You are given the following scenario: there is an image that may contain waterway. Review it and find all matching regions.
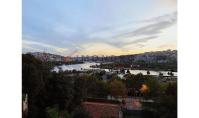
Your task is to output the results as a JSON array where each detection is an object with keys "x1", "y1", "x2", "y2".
[{"x1": 52, "y1": 62, "x2": 177, "y2": 76}]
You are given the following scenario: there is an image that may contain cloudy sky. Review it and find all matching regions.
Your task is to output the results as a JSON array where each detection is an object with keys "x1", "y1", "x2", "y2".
[{"x1": 22, "y1": 0, "x2": 177, "y2": 56}]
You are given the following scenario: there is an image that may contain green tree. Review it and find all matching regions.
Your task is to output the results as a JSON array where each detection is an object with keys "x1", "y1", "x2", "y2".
[
  {"x1": 71, "y1": 107, "x2": 91, "y2": 118},
  {"x1": 147, "y1": 70, "x2": 150, "y2": 75},
  {"x1": 22, "y1": 54, "x2": 89, "y2": 118},
  {"x1": 46, "y1": 105, "x2": 73, "y2": 118},
  {"x1": 142, "y1": 82, "x2": 177, "y2": 118},
  {"x1": 22, "y1": 54, "x2": 49, "y2": 118},
  {"x1": 78, "y1": 75, "x2": 109, "y2": 98},
  {"x1": 47, "y1": 73, "x2": 74, "y2": 111},
  {"x1": 143, "y1": 76, "x2": 160, "y2": 98},
  {"x1": 108, "y1": 79, "x2": 126, "y2": 98}
]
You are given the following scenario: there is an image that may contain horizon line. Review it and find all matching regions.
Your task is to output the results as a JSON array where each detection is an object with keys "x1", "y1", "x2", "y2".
[{"x1": 23, "y1": 49, "x2": 177, "y2": 57}]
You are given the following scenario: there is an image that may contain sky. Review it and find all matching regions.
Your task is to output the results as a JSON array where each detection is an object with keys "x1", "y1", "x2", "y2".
[{"x1": 22, "y1": 0, "x2": 177, "y2": 56}]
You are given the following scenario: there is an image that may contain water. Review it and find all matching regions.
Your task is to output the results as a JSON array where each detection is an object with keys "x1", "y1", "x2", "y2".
[
  {"x1": 129, "y1": 70, "x2": 177, "y2": 76},
  {"x1": 52, "y1": 62, "x2": 177, "y2": 76},
  {"x1": 52, "y1": 62, "x2": 100, "y2": 71}
]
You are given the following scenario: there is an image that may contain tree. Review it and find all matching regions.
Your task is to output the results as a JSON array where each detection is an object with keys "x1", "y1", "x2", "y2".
[
  {"x1": 142, "y1": 82, "x2": 177, "y2": 118},
  {"x1": 147, "y1": 70, "x2": 150, "y2": 75},
  {"x1": 22, "y1": 54, "x2": 45, "y2": 96},
  {"x1": 134, "y1": 73, "x2": 146, "y2": 88},
  {"x1": 95, "y1": 80, "x2": 109, "y2": 98},
  {"x1": 168, "y1": 71, "x2": 174, "y2": 76},
  {"x1": 71, "y1": 107, "x2": 91, "y2": 118},
  {"x1": 124, "y1": 74, "x2": 137, "y2": 89},
  {"x1": 125, "y1": 74, "x2": 149, "y2": 97},
  {"x1": 47, "y1": 73, "x2": 74, "y2": 111},
  {"x1": 126, "y1": 69, "x2": 130, "y2": 74},
  {"x1": 22, "y1": 54, "x2": 49, "y2": 118},
  {"x1": 46, "y1": 105, "x2": 73, "y2": 118},
  {"x1": 143, "y1": 76, "x2": 160, "y2": 98},
  {"x1": 22, "y1": 54, "x2": 90, "y2": 118},
  {"x1": 78, "y1": 75, "x2": 109, "y2": 99},
  {"x1": 140, "y1": 84, "x2": 149, "y2": 94},
  {"x1": 165, "y1": 83, "x2": 177, "y2": 96},
  {"x1": 120, "y1": 68, "x2": 125, "y2": 74},
  {"x1": 46, "y1": 105, "x2": 59, "y2": 118},
  {"x1": 108, "y1": 79, "x2": 126, "y2": 98}
]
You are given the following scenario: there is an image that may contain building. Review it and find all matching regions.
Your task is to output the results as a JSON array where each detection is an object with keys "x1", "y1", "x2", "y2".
[
  {"x1": 64, "y1": 56, "x2": 73, "y2": 62},
  {"x1": 83, "y1": 99, "x2": 123, "y2": 118}
]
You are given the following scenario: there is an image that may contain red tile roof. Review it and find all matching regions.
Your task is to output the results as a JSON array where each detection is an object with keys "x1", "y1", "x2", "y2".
[{"x1": 83, "y1": 102, "x2": 121, "y2": 118}]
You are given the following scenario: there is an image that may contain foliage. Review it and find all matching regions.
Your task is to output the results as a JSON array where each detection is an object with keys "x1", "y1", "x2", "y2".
[
  {"x1": 77, "y1": 75, "x2": 109, "y2": 99},
  {"x1": 144, "y1": 76, "x2": 160, "y2": 98},
  {"x1": 46, "y1": 105, "x2": 73, "y2": 118},
  {"x1": 46, "y1": 72, "x2": 74, "y2": 110},
  {"x1": 46, "y1": 105, "x2": 59, "y2": 118},
  {"x1": 98, "y1": 61, "x2": 177, "y2": 71},
  {"x1": 22, "y1": 54, "x2": 89, "y2": 118},
  {"x1": 142, "y1": 82, "x2": 177, "y2": 118},
  {"x1": 22, "y1": 54, "x2": 50, "y2": 118},
  {"x1": 108, "y1": 79, "x2": 127, "y2": 98},
  {"x1": 71, "y1": 106, "x2": 91, "y2": 118},
  {"x1": 22, "y1": 54, "x2": 177, "y2": 118}
]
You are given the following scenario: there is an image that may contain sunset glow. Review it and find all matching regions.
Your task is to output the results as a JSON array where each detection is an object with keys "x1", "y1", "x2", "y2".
[{"x1": 23, "y1": 0, "x2": 177, "y2": 56}]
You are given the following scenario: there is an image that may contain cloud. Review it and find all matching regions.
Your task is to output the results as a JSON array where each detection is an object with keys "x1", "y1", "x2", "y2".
[
  {"x1": 141, "y1": 11, "x2": 177, "y2": 23},
  {"x1": 157, "y1": 43, "x2": 176, "y2": 49},
  {"x1": 75, "y1": 42, "x2": 126, "y2": 56},
  {"x1": 22, "y1": 43, "x2": 43, "y2": 52},
  {"x1": 129, "y1": 36, "x2": 158, "y2": 44},
  {"x1": 106, "y1": 12, "x2": 177, "y2": 48},
  {"x1": 22, "y1": 10, "x2": 177, "y2": 56},
  {"x1": 114, "y1": 12, "x2": 176, "y2": 39},
  {"x1": 87, "y1": 12, "x2": 176, "y2": 41},
  {"x1": 53, "y1": 23, "x2": 77, "y2": 37},
  {"x1": 155, "y1": 0, "x2": 177, "y2": 7},
  {"x1": 23, "y1": 39, "x2": 69, "y2": 55},
  {"x1": 110, "y1": 36, "x2": 158, "y2": 48},
  {"x1": 70, "y1": 12, "x2": 177, "y2": 54}
]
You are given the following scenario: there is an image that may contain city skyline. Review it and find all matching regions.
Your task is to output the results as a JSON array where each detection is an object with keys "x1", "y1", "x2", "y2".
[
  {"x1": 27, "y1": 49, "x2": 177, "y2": 57},
  {"x1": 23, "y1": 0, "x2": 177, "y2": 56}
]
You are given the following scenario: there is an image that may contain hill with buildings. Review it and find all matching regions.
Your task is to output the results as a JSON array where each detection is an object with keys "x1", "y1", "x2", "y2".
[{"x1": 27, "y1": 50, "x2": 177, "y2": 64}]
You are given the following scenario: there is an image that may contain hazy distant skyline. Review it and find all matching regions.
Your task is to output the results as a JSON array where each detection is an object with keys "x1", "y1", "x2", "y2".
[{"x1": 23, "y1": 0, "x2": 177, "y2": 56}]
